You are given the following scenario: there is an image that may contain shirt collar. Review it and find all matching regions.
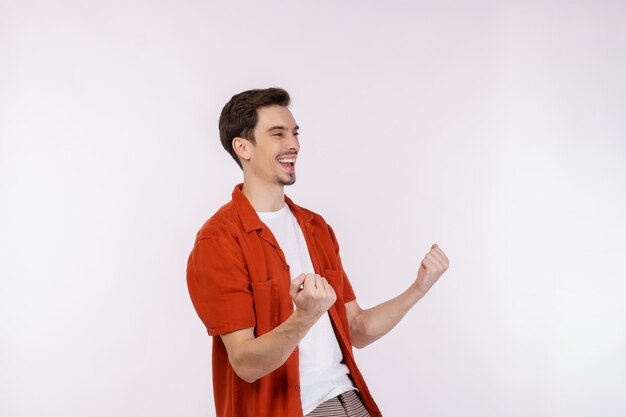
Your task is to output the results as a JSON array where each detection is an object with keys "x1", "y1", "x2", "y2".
[{"x1": 232, "y1": 183, "x2": 313, "y2": 232}]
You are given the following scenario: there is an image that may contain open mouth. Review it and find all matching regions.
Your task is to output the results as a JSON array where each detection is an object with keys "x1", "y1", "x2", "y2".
[{"x1": 277, "y1": 157, "x2": 296, "y2": 172}]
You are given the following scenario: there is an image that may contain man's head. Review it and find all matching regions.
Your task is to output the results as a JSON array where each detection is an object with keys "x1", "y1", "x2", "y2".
[{"x1": 219, "y1": 87, "x2": 300, "y2": 186}]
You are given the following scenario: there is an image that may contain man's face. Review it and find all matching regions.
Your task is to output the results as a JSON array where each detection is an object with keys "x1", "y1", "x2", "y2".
[{"x1": 244, "y1": 105, "x2": 300, "y2": 186}]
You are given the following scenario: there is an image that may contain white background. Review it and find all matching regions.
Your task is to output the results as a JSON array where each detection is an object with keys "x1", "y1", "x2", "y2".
[{"x1": 1, "y1": 1, "x2": 625, "y2": 416}]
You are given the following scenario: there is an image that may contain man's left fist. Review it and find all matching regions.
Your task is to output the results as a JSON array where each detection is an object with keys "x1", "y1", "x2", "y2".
[{"x1": 415, "y1": 244, "x2": 449, "y2": 294}]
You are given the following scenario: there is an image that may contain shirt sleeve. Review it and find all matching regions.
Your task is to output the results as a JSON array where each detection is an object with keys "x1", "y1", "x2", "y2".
[
  {"x1": 186, "y1": 234, "x2": 256, "y2": 336},
  {"x1": 326, "y1": 224, "x2": 357, "y2": 303}
]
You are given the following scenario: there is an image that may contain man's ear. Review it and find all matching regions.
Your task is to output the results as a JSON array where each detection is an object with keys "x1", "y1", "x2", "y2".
[{"x1": 232, "y1": 136, "x2": 253, "y2": 162}]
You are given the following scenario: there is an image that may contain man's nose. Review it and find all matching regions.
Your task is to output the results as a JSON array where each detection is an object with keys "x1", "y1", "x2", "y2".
[{"x1": 286, "y1": 132, "x2": 300, "y2": 150}]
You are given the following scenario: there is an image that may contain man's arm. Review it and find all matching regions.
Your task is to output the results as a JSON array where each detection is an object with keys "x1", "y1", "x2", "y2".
[
  {"x1": 220, "y1": 273, "x2": 335, "y2": 383},
  {"x1": 346, "y1": 244, "x2": 449, "y2": 349}
]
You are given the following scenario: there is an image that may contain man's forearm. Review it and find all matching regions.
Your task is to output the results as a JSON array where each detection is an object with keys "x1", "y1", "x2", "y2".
[
  {"x1": 350, "y1": 283, "x2": 425, "y2": 349},
  {"x1": 225, "y1": 310, "x2": 317, "y2": 383},
  {"x1": 223, "y1": 272, "x2": 337, "y2": 383},
  {"x1": 350, "y1": 244, "x2": 449, "y2": 348}
]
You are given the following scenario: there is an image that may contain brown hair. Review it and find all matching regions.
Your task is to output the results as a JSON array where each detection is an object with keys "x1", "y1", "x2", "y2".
[{"x1": 219, "y1": 87, "x2": 291, "y2": 169}]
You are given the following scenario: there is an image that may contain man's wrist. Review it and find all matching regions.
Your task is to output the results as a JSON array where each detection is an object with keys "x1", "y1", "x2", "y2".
[
  {"x1": 410, "y1": 281, "x2": 428, "y2": 303},
  {"x1": 291, "y1": 307, "x2": 321, "y2": 329}
]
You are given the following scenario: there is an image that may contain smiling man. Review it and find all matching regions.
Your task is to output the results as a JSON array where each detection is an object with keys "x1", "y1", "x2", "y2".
[{"x1": 186, "y1": 87, "x2": 449, "y2": 417}]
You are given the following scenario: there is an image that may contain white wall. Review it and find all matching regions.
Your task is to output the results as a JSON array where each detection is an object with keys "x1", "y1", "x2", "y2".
[{"x1": 1, "y1": 1, "x2": 625, "y2": 416}]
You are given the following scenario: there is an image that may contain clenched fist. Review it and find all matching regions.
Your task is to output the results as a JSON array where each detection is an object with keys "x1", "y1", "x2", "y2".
[
  {"x1": 415, "y1": 244, "x2": 449, "y2": 294},
  {"x1": 290, "y1": 273, "x2": 337, "y2": 323}
]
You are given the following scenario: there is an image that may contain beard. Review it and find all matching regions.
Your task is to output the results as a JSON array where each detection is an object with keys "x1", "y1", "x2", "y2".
[{"x1": 274, "y1": 172, "x2": 296, "y2": 186}]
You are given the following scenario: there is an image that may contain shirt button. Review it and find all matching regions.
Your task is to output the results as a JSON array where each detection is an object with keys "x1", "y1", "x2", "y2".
[
  {"x1": 295, "y1": 384, "x2": 300, "y2": 392},
  {"x1": 284, "y1": 264, "x2": 290, "y2": 270},
  {"x1": 288, "y1": 303, "x2": 293, "y2": 310},
  {"x1": 294, "y1": 346, "x2": 298, "y2": 352}
]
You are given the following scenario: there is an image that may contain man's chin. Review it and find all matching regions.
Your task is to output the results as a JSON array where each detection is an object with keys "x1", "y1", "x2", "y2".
[{"x1": 277, "y1": 175, "x2": 296, "y2": 186}]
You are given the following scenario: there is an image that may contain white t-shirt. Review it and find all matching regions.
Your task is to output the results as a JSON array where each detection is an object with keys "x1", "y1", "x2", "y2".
[{"x1": 257, "y1": 203, "x2": 356, "y2": 415}]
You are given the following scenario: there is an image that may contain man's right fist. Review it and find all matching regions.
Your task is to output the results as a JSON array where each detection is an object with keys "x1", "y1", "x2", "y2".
[{"x1": 289, "y1": 273, "x2": 337, "y2": 321}]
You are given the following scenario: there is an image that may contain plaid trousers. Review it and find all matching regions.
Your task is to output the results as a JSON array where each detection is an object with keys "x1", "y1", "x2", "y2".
[{"x1": 306, "y1": 390, "x2": 371, "y2": 417}]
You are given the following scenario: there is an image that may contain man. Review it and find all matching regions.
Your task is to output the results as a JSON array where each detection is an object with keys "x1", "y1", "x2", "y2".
[{"x1": 187, "y1": 87, "x2": 449, "y2": 417}]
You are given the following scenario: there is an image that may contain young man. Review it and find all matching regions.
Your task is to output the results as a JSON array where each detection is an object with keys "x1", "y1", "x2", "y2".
[{"x1": 187, "y1": 88, "x2": 449, "y2": 417}]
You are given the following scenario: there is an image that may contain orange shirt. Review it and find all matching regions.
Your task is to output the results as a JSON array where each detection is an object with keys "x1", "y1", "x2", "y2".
[{"x1": 187, "y1": 184, "x2": 382, "y2": 417}]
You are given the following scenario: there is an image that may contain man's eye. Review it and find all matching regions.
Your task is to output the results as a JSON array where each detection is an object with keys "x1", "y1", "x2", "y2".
[
  {"x1": 274, "y1": 133, "x2": 283, "y2": 137},
  {"x1": 294, "y1": 132, "x2": 300, "y2": 136}
]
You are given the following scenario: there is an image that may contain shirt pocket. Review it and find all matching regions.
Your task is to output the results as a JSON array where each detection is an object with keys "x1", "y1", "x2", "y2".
[
  {"x1": 250, "y1": 277, "x2": 278, "y2": 336},
  {"x1": 323, "y1": 268, "x2": 345, "y2": 301},
  {"x1": 322, "y1": 269, "x2": 351, "y2": 341}
]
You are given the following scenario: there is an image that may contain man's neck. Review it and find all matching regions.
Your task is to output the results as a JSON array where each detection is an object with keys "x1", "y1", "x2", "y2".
[{"x1": 241, "y1": 176, "x2": 286, "y2": 212}]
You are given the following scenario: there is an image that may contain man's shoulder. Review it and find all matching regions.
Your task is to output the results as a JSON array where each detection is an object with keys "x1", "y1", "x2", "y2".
[{"x1": 195, "y1": 200, "x2": 241, "y2": 242}]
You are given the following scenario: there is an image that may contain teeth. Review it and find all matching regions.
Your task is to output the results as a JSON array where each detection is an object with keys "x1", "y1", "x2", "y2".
[{"x1": 278, "y1": 158, "x2": 295, "y2": 163}]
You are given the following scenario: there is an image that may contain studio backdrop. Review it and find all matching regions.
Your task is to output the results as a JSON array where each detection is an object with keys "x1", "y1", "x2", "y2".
[{"x1": 1, "y1": 1, "x2": 625, "y2": 416}]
